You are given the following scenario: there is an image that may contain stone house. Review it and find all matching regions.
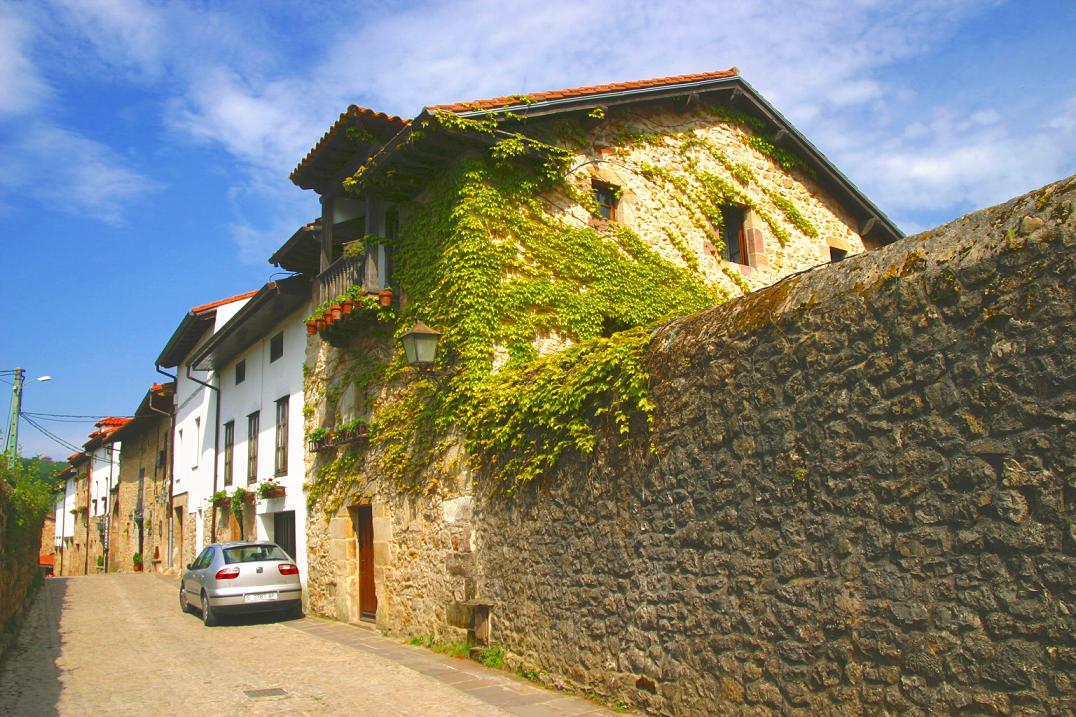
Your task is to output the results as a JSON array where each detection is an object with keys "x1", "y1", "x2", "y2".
[
  {"x1": 83, "y1": 417, "x2": 128, "y2": 572},
  {"x1": 185, "y1": 276, "x2": 313, "y2": 582},
  {"x1": 283, "y1": 69, "x2": 901, "y2": 635},
  {"x1": 108, "y1": 382, "x2": 174, "y2": 572},
  {"x1": 156, "y1": 290, "x2": 255, "y2": 570}
]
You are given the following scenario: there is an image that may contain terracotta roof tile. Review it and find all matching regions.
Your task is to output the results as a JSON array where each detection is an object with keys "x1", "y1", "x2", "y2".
[
  {"x1": 427, "y1": 68, "x2": 738, "y2": 113},
  {"x1": 190, "y1": 290, "x2": 258, "y2": 315},
  {"x1": 290, "y1": 105, "x2": 409, "y2": 182}
]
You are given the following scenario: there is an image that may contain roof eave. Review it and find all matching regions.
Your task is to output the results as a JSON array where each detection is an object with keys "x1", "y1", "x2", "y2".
[{"x1": 189, "y1": 276, "x2": 311, "y2": 371}]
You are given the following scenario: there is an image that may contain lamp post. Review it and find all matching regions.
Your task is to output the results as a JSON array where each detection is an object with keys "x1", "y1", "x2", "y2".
[{"x1": 3, "y1": 368, "x2": 51, "y2": 463}]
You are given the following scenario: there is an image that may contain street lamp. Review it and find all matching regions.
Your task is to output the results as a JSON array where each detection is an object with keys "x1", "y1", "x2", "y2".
[
  {"x1": 400, "y1": 322, "x2": 455, "y2": 382},
  {"x1": 3, "y1": 368, "x2": 52, "y2": 462},
  {"x1": 400, "y1": 321, "x2": 442, "y2": 368}
]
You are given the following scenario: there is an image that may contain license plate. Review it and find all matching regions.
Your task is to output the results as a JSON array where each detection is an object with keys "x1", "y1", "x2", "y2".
[{"x1": 244, "y1": 592, "x2": 278, "y2": 603}]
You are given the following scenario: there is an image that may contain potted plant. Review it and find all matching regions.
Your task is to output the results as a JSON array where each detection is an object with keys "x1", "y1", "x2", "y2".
[
  {"x1": 96, "y1": 554, "x2": 104, "y2": 570},
  {"x1": 305, "y1": 320, "x2": 318, "y2": 335},
  {"x1": 307, "y1": 427, "x2": 329, "y2": 450},
  {"x1": 256, "y1": 478, "x2": 286, "y2": 500},
  {"x1": 132, "y1": 552, "x2": 143, "y2": 572},
  {"x1": 210, "y1": 489, "x2": 230, "y2": 508},
  {"x1": 378, "y1": 288, "x2": 394, "y2": 307},
  {"x1": 233, "y1": 486, "x2": 254, "y2": 505}
]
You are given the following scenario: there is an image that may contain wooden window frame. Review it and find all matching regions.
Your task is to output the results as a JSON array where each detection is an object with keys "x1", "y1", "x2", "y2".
[
  {"x1": 235, "y1": 360, "x2": 246, "y2": 385},
  {"x1": 274, "y1": 396, "x2": 289, "y2": 477},
  {"x1": 592, "y1": 180, "x2": 619, "y2": 221},
  {"x1": 223, "y1": 421, "x2": 235, "y2": 487},
  {"x1": 720, "y1": 205, "x2": 749, "y2": 266},
  {"x1": 269, "y1": 333, "x2": 284, "y2": 363},
  {"x1": 246, "y1": 411, "x2": 259, "y2": 485}
]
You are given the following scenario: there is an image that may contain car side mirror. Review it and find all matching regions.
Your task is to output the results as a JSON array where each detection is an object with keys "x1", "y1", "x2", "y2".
[{"x1": 186, "y1": 563, "x2": 192, "y2": 570}]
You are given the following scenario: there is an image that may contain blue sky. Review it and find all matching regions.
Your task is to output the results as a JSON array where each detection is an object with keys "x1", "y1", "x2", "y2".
[{"x1": 1, "y1": 0, "x2": 1074, "y2": 459}]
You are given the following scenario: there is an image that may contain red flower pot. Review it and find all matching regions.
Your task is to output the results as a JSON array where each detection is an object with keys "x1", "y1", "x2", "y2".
[
  {"x1": 378, "y1": 290, "x2": 394, "y2": 307},
  {"x1": 306, "y1": 322, "x2": 317, "y2": 335}
]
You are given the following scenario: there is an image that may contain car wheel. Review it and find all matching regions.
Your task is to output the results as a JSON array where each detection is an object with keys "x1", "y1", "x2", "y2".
[
  {"x1": 200, "y1": 591, "x2": 218, "y2": 627},
  {"x1": 179, "y1": 587, "x2": 190, "y2": 614}
]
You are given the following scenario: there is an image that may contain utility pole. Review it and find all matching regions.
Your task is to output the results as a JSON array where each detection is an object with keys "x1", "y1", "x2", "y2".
[{"x1": 4, "y1": 367, "x2": 24, "y2": 463}]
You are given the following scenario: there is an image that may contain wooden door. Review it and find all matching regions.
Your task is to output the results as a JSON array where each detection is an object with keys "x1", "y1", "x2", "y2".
[{"x1": 356, "y1": 505, "x2": 377, "y2": 619}]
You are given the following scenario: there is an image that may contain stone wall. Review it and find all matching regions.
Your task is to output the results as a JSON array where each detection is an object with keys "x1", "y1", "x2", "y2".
[
  {"x1": 473, "y1": 178, "x2": 1075, "y2": 715},
  {"x1": 113, "y1": 418, "x2": 171, "y2": 572}
]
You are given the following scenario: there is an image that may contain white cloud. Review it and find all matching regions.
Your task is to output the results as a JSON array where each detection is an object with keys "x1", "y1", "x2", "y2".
[
  {"x1": 0, "y1": 9, "x2": 49, "y2": 117},
  {"x1": 49, "y1": 0, "x2": 166, "y2": 79},
  {"x1": 0, "y1": 125, "x2": 161, "y2": 224},
  {"x1": 844, "y1": 105, "x2": 1076, "y2": 216}
]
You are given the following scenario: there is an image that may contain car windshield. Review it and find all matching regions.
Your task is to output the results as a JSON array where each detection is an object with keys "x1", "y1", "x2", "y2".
[{"x1": 222, "y1": 545, "x2": 291, "y2": 564}]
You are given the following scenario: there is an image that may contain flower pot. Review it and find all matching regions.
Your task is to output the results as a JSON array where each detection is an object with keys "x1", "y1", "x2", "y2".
[
  {"x1": 265, "y1": 486, "x2": 286, "y2": 499},
  {"x1": 315, "y1": 318, "x2": 326, "y2": 331},
  {"x1": 332, "y1": 304, "x2": 343, "y2": 320},
  {"x1": 212, "y1": 497, "x2": 229, "y2": 508},
  {"x1": 133, "y1": 564, "x2": 143, "y2": 572},
  {"x1": 306, "y1": 321, "x2": 317, "y2": 335},
  {"x1": 242, "y1": 492, "x2": 256, "y2": 504},
  {"x1": 341, "y1": 300, "x2": 353, "y2": 315},
  {"x1": 378, "y1": 290, "x2": 394, "y2": 307}
]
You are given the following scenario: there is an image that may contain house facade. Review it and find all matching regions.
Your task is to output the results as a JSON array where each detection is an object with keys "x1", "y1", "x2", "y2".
[
  {"x1": 109, "y1": 383, "x2": 174, "y2": 572},
  {"x1": 285, "y1": 70, "x2": 901, "y2": 633},
  {"x1": 157, "y1": 291, "x2": 254, "y2": 569},
  {"x1": 186, "y1": 277, "x2": 313, "y2": 582}
]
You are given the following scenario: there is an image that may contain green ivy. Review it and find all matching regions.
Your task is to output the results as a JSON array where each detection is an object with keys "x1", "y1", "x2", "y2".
[{"x1": 311, "y1": 105, "x2": 826, "y2": 500}]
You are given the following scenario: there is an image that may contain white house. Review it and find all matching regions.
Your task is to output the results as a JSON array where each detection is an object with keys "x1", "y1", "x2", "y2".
[
  {"x1": 186, "y1": 276, "x2": 312, "y2": 583},
  {"x1": 156, "y1": 290, "x2": 255, "y2": 569}
]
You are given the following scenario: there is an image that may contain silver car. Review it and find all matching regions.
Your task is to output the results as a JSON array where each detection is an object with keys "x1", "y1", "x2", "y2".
[{"x1": 180, "y1": 541, "x2": 302, "y2": 626}]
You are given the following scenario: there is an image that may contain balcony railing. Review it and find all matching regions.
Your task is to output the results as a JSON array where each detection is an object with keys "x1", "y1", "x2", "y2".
[{"x1": 316, "y1": 256, "x2": 364, "y2": 306}]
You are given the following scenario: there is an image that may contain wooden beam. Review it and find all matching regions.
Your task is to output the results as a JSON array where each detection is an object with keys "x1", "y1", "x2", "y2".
[{"x1": 861, "y1": 216, "x2": 877, "y2": 236}]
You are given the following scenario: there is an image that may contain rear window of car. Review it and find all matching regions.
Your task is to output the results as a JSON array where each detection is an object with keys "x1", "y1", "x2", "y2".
[{"x1": 222, "y1": 545, "x2": 291, "y2": 564}]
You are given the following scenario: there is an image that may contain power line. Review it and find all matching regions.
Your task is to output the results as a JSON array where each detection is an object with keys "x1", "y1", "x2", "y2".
[
  {"x1": 23, "y1": 412, "x2": 131, "y2": 420},
  {"x1": 20, "y1": 415, "x2": 85, "y2": 455},
  {"x1": 20, "y1": 416, "x2": 121, "y2": 467}
]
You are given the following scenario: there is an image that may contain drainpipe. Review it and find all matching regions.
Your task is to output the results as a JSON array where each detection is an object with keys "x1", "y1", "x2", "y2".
[
  {"x1": 185, "y1": 363, "x2": 221, "y2": 542},
  {"x1": 103, "y1": 442, "x2": 116, "y2": 572},
  {"x1": 148, "y1": 376, "x2": 174, "y2": 570},
  {"x1": 156, "y1": 365, "x2": 177, "y2": 567}
]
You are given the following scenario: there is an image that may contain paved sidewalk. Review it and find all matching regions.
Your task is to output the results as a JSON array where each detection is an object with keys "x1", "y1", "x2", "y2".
[
  {"x1": 285, "y1": 617, "x2": 617, "y2": 717},
  {"x1": 0, "y1": 574, "x2": 619, "y2": 716}
]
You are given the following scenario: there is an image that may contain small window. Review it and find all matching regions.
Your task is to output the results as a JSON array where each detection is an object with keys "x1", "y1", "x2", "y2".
[
  {"x1": 592, "y1": 181, "x2": 619, "y2": 221},
  {"x1": 223, "y1": 421, "x2": 235, "y2": 487},
  {"x1": 274, "y1": 396, "x2": 289, "y2": 476},
  {"x1": 830, "y1": 246, "x2": 847, "y2": 263},
  {"x1": 192, "y1": 417, "x2": 201, "y2": 468},
  {"x1": 235, "y1": 360, "x2": 246, "y2": 385},
  {"x1": 721, "y1": 206, "x2": 749, "y2": 265},
  {"x1": 269, "y1": 333, "x2": 284, "y2": 362},
  {"x1": 247, "y1": 411, "x2": 260, "y2": 484}
]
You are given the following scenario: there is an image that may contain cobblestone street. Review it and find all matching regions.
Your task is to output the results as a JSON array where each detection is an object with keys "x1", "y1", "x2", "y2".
[{"x1": 0, "y1": 575, "x2": 617, "y2": 716}]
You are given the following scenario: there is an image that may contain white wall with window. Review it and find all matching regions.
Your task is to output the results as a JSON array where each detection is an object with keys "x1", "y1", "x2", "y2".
[
  {"x1": 87, "y1": 442, "x2": 120, "y2": 518},
  {"x1": 215, "y1": 304, "x2": 311, "y2": 583},
  {"x1": 171, "y1": 299, "x2": 249, "y2": 533}
]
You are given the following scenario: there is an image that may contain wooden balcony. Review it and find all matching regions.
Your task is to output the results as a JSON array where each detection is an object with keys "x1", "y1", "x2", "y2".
[{"x1": 316, "y1": 255, "x2": 364, "y2": 305}]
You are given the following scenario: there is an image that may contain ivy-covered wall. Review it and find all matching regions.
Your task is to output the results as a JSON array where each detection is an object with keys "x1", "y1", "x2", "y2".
[
  {"x1": 302, "y1": 100, "x2": 874, "y2": 635},
  {"x1": 473, "y1": 178, "x2": 1075, "y2": 715}
]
